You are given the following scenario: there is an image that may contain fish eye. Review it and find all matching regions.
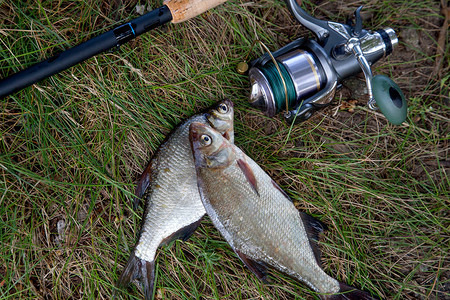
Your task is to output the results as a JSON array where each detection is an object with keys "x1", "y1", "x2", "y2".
[
  {"x1": 200, "y1": 134, "x2": 212, "y2": 146},
  {"x1": 218, "y1": 103, "x2": 228, "y2": 114}
]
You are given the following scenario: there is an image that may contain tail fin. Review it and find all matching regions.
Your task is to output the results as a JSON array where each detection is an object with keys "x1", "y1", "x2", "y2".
[
  {"x1": 117, "y1": 252, "x2": 156, "y2": 300},
  {"x1": 325, "y1": 282, "x2": 380, "y2": 300}
]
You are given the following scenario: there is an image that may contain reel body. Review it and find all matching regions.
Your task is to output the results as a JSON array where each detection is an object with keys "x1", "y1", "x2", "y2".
[{"x1": 248, "y1": 1, "x2": 407, "y2": 124}]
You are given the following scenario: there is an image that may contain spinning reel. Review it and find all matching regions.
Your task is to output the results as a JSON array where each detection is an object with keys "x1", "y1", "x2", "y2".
[{"x1": 244, "y1": 0, "x2": 407, "y2": 124}]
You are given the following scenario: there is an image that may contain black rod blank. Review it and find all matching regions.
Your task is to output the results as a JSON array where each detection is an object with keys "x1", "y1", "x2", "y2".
[{"x1": 0, "y1": 5, "x2": 172, "y2": 99}]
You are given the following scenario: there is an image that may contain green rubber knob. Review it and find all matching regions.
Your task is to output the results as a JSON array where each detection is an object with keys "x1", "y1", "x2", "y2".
[{"x1": 371, "y1": 75, "x2": 407, "y2": 125}]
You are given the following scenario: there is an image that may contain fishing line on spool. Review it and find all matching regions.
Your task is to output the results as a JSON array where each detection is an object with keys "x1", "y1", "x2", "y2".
[{"x1": 238, "y1": 40, "x2": 296, "y2": 117}]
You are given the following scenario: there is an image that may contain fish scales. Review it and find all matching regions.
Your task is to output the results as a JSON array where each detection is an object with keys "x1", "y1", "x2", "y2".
[
  {"x1": 190, "y1": 122, "x2": 378, "y2": 299},
  {"x1": 136, "y1": 114, "x2": 207, "y2": 261},
  {"x1": 118, "y1": 100, "x2": 234, "y2": 300},
  {"x1": 198, "y1": 149, "x2": 339, "y2": 294}
]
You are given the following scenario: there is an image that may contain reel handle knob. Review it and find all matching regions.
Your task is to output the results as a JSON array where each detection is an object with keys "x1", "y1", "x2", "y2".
[
  {"x1": 346, "y1": 37, "x2": 407, "y2": 125},
  {"x1": 371, "y1": 75, "x2": 407, "y2": 125}
]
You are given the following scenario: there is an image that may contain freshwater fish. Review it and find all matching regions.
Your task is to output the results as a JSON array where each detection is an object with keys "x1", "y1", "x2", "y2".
[
  {"x1": 117, "y1": 100, "x2": 234, "y2": 300},
  {"x1": 189, "y1": 122, "x2": 378, "y2": 300}
]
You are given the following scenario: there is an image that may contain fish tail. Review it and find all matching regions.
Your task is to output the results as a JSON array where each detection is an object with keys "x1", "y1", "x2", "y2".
[
  {"x1": 117, "y1": 252, "x2": 156, "y2": 300},
  {"x1": 324, "y1": 282, "x2": 380, "y2": 300}
]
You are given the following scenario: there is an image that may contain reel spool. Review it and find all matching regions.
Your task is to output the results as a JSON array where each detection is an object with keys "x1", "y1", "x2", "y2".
[
  {"x1": 249, "y1": 49, "x2": 324, "y2": 118},
  {"x1": 245, "y1": 1, "x2": 407, "y2": 125}
]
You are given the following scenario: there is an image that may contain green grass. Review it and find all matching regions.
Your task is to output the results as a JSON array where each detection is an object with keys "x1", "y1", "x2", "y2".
[{"x1": 0, "y1": 0, "x2": 448, "y2": 299}]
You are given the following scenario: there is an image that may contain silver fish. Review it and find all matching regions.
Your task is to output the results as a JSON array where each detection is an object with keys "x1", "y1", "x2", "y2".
[
  {"x1": 117, "y1": 100, "x2": 234, "y2": 300},
  {"x1": 189, "y1": 122, "x2": 378, "y2": 300}
]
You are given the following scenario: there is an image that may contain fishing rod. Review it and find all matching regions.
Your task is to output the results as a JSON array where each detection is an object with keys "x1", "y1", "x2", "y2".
[
  {"x1": 0, "y1": 0, "x2": 227, "y2": 99},
  {"x1": 242, "y1": 0, "x2": 407, "y2": 125}
]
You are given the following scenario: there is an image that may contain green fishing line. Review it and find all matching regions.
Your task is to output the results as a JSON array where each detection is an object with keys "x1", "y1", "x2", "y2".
[{"x1": 259, "y1": 61, "x2": 296, "y2": 113}]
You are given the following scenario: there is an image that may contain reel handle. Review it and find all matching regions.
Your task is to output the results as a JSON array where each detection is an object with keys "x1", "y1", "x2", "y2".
[{"x1": 347, "y1": 37, "x2": 407, "y2": 125}]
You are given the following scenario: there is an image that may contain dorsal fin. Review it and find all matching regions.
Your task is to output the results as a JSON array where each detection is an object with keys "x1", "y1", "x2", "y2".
[
  {"x1": 299, "y1": 212, "x2": 327, "y2": 267},
  {"x1": 271, "y1": 179, "x2": 293, "y2": 202},
  {"x1": 133, "y1": 161, "x2": 153, "y2": 210},
  {"x1": 234, "y1": 249, "x2": 268, "y2": 283},
  {"x1": 237, "y1": 158, "x2": 259, "y2": 197}
]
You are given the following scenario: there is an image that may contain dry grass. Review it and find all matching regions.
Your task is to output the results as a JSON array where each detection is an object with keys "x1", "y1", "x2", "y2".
[{"x1": 0, "y1": 0, "x2": 448, "y2": 299}]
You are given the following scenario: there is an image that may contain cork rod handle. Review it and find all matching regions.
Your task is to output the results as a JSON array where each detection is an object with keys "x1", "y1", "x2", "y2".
[{"x1": 164, "y1": 0, "x2": 228, "y2": 23}]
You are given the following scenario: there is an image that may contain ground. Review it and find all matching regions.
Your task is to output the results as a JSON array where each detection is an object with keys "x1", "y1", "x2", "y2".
[{"x1": 0, "y1": 0, "x2": 448, "y2": 299}]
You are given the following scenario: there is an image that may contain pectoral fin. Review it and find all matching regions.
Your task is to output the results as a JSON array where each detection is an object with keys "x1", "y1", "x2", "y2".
[
  {"x1": 237, "y1": 159, "x2": 259, "y2": 197},
  {"x1": 234, "y1": 249, "x2": 268, "y2": 282}
]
